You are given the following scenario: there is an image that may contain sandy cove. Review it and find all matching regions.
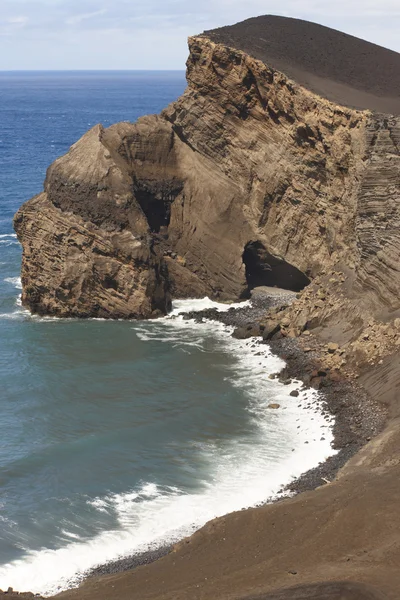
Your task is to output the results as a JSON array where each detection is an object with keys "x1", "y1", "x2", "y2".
[
  {"x1": 0, "y1": 295, "x2": 398, "y2": 600},
  {"x1": 49, "y1": 341, "x2": 398, "y2": 600},
  {"x1": 7, "y1": 14, "x2": 400, "y2": 600},
  {"x1": 18, "y1": 292, "x2": 393, "y2": 600}
]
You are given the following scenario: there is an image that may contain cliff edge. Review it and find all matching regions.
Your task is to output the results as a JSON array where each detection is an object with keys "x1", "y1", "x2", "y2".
[
  {"x1": 11, "y1": 15, "x2": 400, "y2": 600},
  {"x1": 204, "y1": 15, "x2": 400, "y2": 115},
  {"x1": 14, "y1": 16, "x2": 400, "y2": 331}
]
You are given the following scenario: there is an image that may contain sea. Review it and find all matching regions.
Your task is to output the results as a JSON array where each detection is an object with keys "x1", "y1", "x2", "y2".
[{"x1": 0, "y1": 71, "x2": 335, "y2": 596}]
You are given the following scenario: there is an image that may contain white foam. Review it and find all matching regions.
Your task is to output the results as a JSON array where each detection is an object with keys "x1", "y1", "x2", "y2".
[
  {"x1": 0, "y1": 240, "x2": 19, "y2": 246},
  {"x1": 0, "y1": 234, "x2": 19, "y2": 247},
  {"x1": 60, "y1": 531, "x2": 82, "y2": 541},
  {"x1": 0, "y1": 293, "x2": 31, "y2": 321},
  {"x1": 168, "y1": 297, "x2": 250, "y2": 317},
  {"x1": 0, "y1": 296, "x2": 247, "y2": 324},
  {"x1": 0, "y1": 299, "x2": 336, "y2": 596},
  {"x1": 86, "y1": 498, "x2": 109, "y2": 513},
  {"x1": 0, "y1": 308, "x2": 30, "y2": 320},
  {"x1": 4, "y1": 277, "x2": 22, "y2": 289},
  {"x1": 0, "y1": 307, "x2": 73, "y2": 323}
]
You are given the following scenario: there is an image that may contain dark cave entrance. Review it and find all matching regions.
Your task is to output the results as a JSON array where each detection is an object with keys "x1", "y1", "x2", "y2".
[
  {"x1": 243, "y1": 241, "x2": 310, "y2": 294},
  {"x1": 134, "y1": 178, "x2": 184, "y2": 234},
  {"x1": 136, "y1": 192, "x2": 172, "y2": 234}
]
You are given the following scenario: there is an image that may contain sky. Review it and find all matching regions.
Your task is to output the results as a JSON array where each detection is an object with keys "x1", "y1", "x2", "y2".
[{"x1": 0, "y1": 0, "x2": 399, "y2": 70}]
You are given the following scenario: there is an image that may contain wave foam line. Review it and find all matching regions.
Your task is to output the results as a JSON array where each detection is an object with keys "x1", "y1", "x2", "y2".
[
  {"x1": 4, "y1": 277, "x2": 22, "y2": 289},
  {"x1": 0, "y1": 296, "x2": 248, "y2": 324},
  {"x1": 0, "y1": 299, "x2": 336, "y2": 595},
  {"x1": 0, "y1": 240, "x2": 20, "y2": 246},
  {"x1": 0, "y1": 294, "x2": 31, "y2": 321},
  {"x1": 168, "y1": 297, "x2": 250, "y2": 317}
]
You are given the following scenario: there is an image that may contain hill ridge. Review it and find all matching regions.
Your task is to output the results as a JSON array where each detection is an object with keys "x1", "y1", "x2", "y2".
[{"x1": 203, "y1": 15, "x2": 400, "y2": 114}]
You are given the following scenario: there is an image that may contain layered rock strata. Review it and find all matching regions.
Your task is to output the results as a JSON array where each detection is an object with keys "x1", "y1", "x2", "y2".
[
  {"x1": 257, "y1": 113, "x2": 400, "y2": 373},
  {"x1": 14, "y1": 17, "x2": 400, "y2": 350},
  {"x1": 11, "y1": 16, "x2": 400, "y2": 600},
  {"x1": 14, "y1": 124, "x2": 172, "y2": 318}
]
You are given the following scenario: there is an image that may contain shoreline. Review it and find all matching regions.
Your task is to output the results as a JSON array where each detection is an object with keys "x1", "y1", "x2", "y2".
[
  {"x1": 49, "y1": 290, "x2": 386, "y2": 592},
  {"x1": 181, "y1": 290, "x2": 386, "y2": 493}
]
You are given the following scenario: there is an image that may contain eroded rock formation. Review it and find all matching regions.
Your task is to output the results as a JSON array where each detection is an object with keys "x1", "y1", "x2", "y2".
[
  {"x1": 14, "y1": 124, "x2": 171, "y2": 318},
  {"x1": 14, "y1": 16, "x2": 400, "y2": 335}
]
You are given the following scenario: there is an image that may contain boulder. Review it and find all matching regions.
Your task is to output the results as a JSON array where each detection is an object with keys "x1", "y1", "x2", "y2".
[
  {"x1": 262, "y1": 320, "x2": 281, "y2": 341},
  {"x1": 327, "y1": 342, "x2": 340, "y2": 354}
]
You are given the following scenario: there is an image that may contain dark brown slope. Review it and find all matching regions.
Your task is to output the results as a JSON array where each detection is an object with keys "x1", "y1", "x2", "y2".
[{"x1": 203, "y1": 15, "x2": 400, "y2": 115}]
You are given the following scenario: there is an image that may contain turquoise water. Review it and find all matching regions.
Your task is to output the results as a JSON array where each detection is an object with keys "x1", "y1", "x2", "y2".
[{"x1": 0, "y1": 72, "x2": 335, "y2": 595}]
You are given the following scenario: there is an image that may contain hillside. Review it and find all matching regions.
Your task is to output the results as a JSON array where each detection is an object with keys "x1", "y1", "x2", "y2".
[
  {"x1": 11, "y1": 16, "x2": 400, "y2": 599},
  {"x1": 205, "y1": 15, "x2": 400, "y2": 114}
]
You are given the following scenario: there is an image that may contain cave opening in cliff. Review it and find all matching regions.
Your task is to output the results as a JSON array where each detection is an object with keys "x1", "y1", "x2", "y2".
[
  {"x1": 242, "y1": 241, "x2": 310, "y2": 294},
  {"x1": 136, "y1": 193, "x2": 171, "y2": 234},
  {"x1": 134, "y1": 179, "x2": 184, "y2": 234}
]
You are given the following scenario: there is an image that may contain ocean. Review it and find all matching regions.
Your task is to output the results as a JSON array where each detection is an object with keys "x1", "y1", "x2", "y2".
[{"x1": 0, "y1": 71, "x2": 335, "y2": 596}]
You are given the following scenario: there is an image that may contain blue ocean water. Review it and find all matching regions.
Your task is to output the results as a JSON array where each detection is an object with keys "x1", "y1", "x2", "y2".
[{"x1": 0, "y1": 72, "x2": 335, "y2": 595}]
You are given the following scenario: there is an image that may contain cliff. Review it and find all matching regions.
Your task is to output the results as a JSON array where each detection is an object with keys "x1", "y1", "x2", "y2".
[
  {"x1": 14, "y1": 16, "x2": 400, "y2": 365},
  {"x1": 11, "y1": 15, "x2": 400, "y2": 600}
]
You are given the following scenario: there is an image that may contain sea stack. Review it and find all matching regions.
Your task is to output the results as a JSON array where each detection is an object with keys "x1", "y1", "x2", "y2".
[{"x1": 14, "y1": 15, "x2": 400, "y2": 336}]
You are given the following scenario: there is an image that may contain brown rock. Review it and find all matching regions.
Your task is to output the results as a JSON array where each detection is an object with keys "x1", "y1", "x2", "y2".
[
  {"x1": 232, "y1": 327, "x2": 253, "y2": 340},
  {"x1": 327, "y1": 343, "x2": 339, "y2": 354},
  {"x1": 262, "y1": 320, "x2": 281, "y2": 341},
  {"x1": 13, "y1": 29, "x2": 371, "y2": 318},
  {"x1": 164, "y1": 256, "x2": 209, "y2": 299},
  {"x1": 280, "y1": 317, "x2": 291, "y2": 328},
  {"x1": 12, "y1": 15, "x2": 400, "y2": 370},
  {"x1": 310, "y1": 377, "x2": 323, "y2": 390},
  {"x1": 14, "y1": 125, "x2": 172, "y2": 319}
]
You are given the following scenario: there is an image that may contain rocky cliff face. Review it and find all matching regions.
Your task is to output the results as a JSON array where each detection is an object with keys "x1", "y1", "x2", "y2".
[
  {"x1": 14, "y1": 124, "x2": 171, "y2": 318},
  {"x1": 161, "y1": 36, "x2": 366, "y2": 296},
  {"x1": 279, "y1": 113, "x2": 400, "y2": 372},
  {"x1": 14, "y1": 18, "x2": 400, "y2": 344}
]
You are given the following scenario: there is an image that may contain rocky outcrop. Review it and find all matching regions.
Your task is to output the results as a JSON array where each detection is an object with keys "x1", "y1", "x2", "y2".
[
  {"x1": 13, "y1": 17, "x2": 400, "y2": 327},
  {"x1": 10, "y1": 16, "x2": 400, "y2": 600},
  {"x1": 161, "y1": 36, "x2": 366, "y2": 297},
  {"x1": 354, "y1": 115, "x2": 400, "y2": 316},
  {"x1": 14, "y1": 125, "x2": 171, "y2": 319},
  {"x1": 257, "y1": 112, "x2": 400, "y2": 374}
]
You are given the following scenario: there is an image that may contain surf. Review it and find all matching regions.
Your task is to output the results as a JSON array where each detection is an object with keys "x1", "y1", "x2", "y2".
[{"x1": 0, "y1": 299, "x2": 335, "y2": 596}]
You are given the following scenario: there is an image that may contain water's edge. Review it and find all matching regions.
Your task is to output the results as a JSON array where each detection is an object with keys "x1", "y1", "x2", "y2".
[
  {"x1": 83, "y1": 299, "x2": 384, "y2": 589},
  {"x1": 0, "y1": 295, "x2": 337, "y2": 596}
]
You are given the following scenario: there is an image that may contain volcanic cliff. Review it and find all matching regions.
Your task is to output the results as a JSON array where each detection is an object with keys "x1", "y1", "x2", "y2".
[
  {"x1": 14, "y1": 16, "x2": 400, "y2": 353},
  {"x1": 10, "y1": 14, "x2": 400, "y2": 600}
]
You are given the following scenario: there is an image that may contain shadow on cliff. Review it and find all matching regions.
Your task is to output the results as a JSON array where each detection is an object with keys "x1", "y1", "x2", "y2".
[{"x1": 242, "y1": 241, "x2": 310, "y2": 296}]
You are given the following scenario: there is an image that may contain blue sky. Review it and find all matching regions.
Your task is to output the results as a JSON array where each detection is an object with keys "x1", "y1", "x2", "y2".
[{"x1": 1, "y1": 0, "x2": 399, "y2": 69}]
